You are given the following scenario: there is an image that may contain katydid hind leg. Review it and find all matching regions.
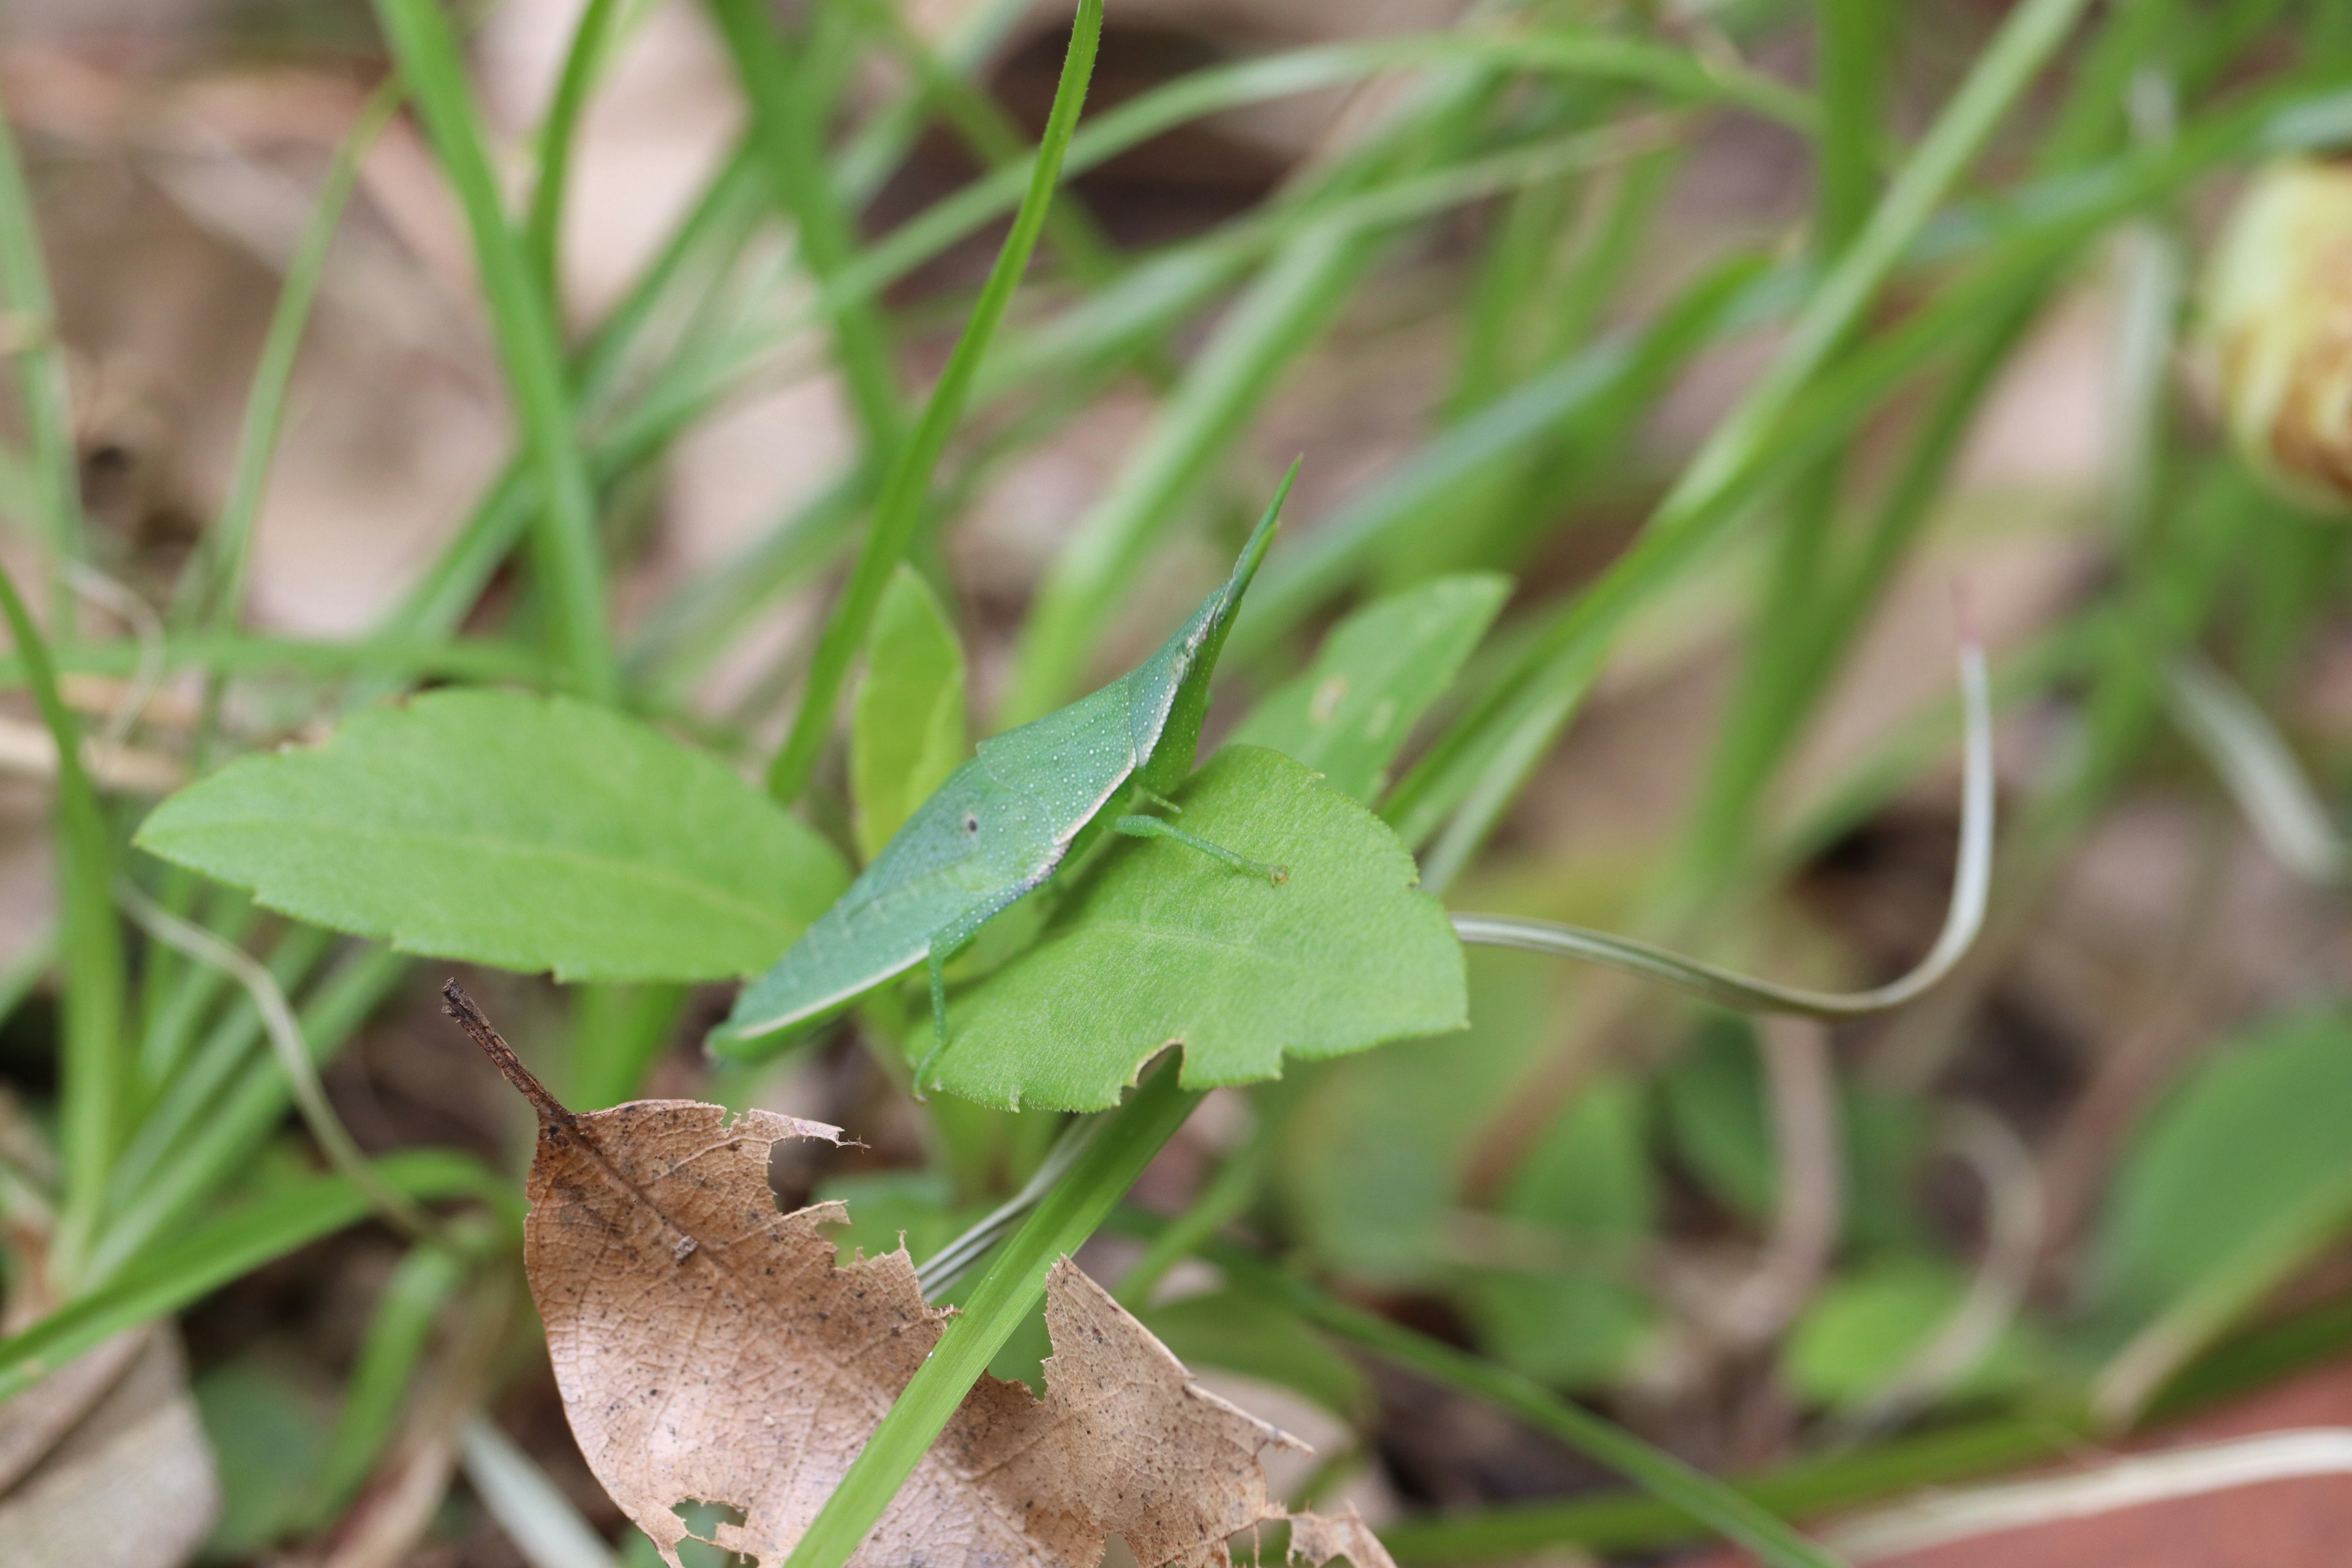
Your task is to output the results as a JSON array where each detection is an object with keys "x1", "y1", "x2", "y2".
[{"x1": 1114, "y1": 814, "x2": 1289, "y2": 884}]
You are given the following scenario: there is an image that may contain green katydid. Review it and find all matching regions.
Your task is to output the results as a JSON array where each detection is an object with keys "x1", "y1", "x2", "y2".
[{"x1": 708, "y1": 470, "x2": 1298, "y2": 1078}]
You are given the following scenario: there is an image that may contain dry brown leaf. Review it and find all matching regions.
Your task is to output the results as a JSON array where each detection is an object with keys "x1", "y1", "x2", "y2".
[
  {"x1": 0, "y1": 1330, "x2": 147, "y2": 1491},
  {"x1": 0, "y1": 1088, "x2": 218, "y2": 1568},
  {"x1": 1285, "y1": 1504, "x2": 1394, "y2": 1568},
  {"x1": 444, "y1": 984, "x2": 1393, "y2": 1568},
  {"x1": 0, "y1": 1327, "x2": 219, "y2": 1568}
]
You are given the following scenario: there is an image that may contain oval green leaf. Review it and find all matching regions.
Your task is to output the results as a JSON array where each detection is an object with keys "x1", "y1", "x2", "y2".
[{"x1": 135, "y1": 690, "x2": 848, "y2": 982}]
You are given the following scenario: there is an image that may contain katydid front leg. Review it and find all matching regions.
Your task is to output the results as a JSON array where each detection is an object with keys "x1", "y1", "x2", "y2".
[{"x1": 1112, "y1": 809, "x2": 1289, "y2": 884}]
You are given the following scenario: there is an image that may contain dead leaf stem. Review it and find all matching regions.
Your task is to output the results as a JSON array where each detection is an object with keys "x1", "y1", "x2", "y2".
[{"x1": 440, "y1": 980, "x2": 575, "y2": 1128}]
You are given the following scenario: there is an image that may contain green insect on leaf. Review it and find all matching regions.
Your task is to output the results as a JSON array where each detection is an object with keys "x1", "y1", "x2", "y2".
[
  {"x1": 925, "y1": 744, "x2": 1468, "y2": 1111},
  {"x1": 708, "y1": 471, "x2": 1299, "y2": 1069}
]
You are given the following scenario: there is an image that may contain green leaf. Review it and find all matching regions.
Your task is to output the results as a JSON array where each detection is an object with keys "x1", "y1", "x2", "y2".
[
  {"x1": 929, "y1": 745, "x2": 1466, "y2": 1110},
  {"x1": 1230, "y1": 573, "x2": 1509, "y2": 803},
  {"x1": 1784, "y1": 1256, "x2": 2043, "y2": 1413},
  {"x1": 1465, "y1": 1275, "x2": 1657, "y2": 1392},
  {"x1": 1140, "y1": 1288, "x2": 1371, "y2": 1420},
  {"x1": 2093, "y1": 1008, "x2": 2352, "y2": 1325},
  {"x1": 1501, "y1": 1071, "x2": 1657, "y2": 1238},
  {"x1": 1659, "y1": 1014, "x2": 1925, "y2": 1248},
  {"x1": 851, "y1": 566, "x2": 968, "y2": 861},
  {"x1": 1278, "y1": 946, "x2": 1554, "y2": 1283},
  {"x1": 195, "y1": 1357, "x2": 334, "y2": 1557},
  {"x1": 1461, "y1": 1074, "x2": 1660, "y2": 1390},
  {"x1": 135, "y1": 690, "x2": 849, "y2": 983},
  {"x1": 1659, "y1": 1014, "x2": 1775, "y2": 1219}
]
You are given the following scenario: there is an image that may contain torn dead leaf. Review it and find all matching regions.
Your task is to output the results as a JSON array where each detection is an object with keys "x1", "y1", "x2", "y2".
[{"x1": 444, "y1": 984, "x2": 1393, "y2": 1568}]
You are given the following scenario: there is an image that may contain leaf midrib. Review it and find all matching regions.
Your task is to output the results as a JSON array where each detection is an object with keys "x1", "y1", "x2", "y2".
[{"x1": 154, "y1": 814, "x2": 810, "y2": 935}]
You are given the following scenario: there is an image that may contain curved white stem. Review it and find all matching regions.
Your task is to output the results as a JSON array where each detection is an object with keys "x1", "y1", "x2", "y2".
[{"x1": 1452, "y1": 639, "x2": 1992, "y2": 1018}]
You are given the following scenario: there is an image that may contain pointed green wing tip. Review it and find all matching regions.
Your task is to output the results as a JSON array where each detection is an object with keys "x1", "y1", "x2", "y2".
[{"x1": 1217, "y1": 462, "x2": 1300, "y2": 611}]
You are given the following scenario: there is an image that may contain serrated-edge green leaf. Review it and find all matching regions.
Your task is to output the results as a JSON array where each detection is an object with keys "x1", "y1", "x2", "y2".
[{"x1": 930, "y1": 745, "x2": 1466, "y2": 1110}]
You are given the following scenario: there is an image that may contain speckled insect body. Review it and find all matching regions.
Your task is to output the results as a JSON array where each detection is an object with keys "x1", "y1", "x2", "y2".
[{"x1": 709, "y1": 478, "x2": 1294, "y2": 1071}]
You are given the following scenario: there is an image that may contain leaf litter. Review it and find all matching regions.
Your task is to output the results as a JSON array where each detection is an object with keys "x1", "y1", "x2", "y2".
[
  {"x1": 442, "y1": 984, "x2": 1393, "y2": 1568},
  {"x1": 0, "y1": 1093, "x2": 219, "y2": 1568}
]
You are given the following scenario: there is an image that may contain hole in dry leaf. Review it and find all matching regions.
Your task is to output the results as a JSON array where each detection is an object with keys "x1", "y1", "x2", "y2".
[
  {"x1": 671, "y1": 1498, "x2": 754, "y2": 1568},
  {"x1": 764, "y1": 1137, "x2": 803, "y2": 1214}
]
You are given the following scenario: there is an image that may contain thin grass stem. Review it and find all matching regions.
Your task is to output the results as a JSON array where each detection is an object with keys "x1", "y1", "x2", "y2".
[
  {"x1": 764, "y1": 0, "x2": 1106, "y2": 800},
  {"x1": 0, "y1": 82, "x2": 83, "y2": 624},
  {"x1": 0, "y1": 554, "x2": 124, "y2": 1284},
  {"x1": 525, "y1": 0, "x2": 622, "y2": 316},
  {"x1": 372, "y1": 0, "x2": 618, "y2": 699}
]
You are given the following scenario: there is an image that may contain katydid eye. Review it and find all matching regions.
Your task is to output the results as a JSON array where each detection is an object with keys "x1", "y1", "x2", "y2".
[{"x1": 963, "y1": 813, "x2": 980, "y2": 834}]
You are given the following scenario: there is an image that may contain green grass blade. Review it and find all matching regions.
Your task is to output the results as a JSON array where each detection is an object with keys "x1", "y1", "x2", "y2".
[
  {"x1": 0, "y1": 631, "x2": 546, "y2": 692},
  {"x1": 88, "y1": 946, "x2": 409, "y2": 1284},
  {"x1": 0, "y1": 556, "x2": 125, "y2": 1284},
  {"x1": 1814, "y1": 0, "x2": 1890, "y2": 249},
  {"x1": 0, "y1": 1150, "x2": 511, "y2": 1404},
  {"x1": 116, "y1": 886, "x2": 439, "y2": 1240},
  {"x1": 764, "y1": 0, "x2": 1105, "y2": 801},
  {"x1": 1234, "y1": 254, "x2": 1770, "y2": 662},
  {"x1": 842, "y1": 0, "x2": 1122, "y2": 285},
  {"x1": 704, "y1": 0, "x2": 904, "y2": 455},
  {"x1": 524, "y1": 0, "x2": 622, "y2": 312},
  {"x1": 0, "y1": 916, "x2": 54, "y2": 1031},
  {"x1": 1000, "y1": 219, "x2": 1375, "y2": 724},
  {"x1": 1395, "y1": 0, "x2": 2097, "y2": 887},
  {"x1": 1681, "y1": 0, "x2": 1886, "y2": 883},
  {"x1": 837, "y1": 28, "x2": 1808, "y2": 360},
  {"x1": 1375, "y1": 1417, "x2": 2062, "y2": 1560},
  {"x1": 371, "y1": 23, "x2": 1814, "y2": 695},
  {"x1": 1194, "y1": 1235, "x2": 1847, "y2": 1568},
  {"x1": 314, "y1": 1236, "x2": 472, "y2": 1521},
  {"x1": 178, "y1": 83, "x2": 402, "y2": 636},
  {"x1": 108, "y1": 925, "x2": 334, "y2": 1207},
  {"x1": 0, "y1": 81, "x2": 83, "y2": 622},
  {"x1": 1679, "y1": 291, "x2": 2038, "y2": 888},
  {"x1": 568, "y1": 981, "x2": 690, "y2": 1109},
  {"x1": 372, "y1": 0, "x2": 617, "y2": 700},
  {"x1": 781, "y1": 1060, "x2": 1201, "y2": 1568}
]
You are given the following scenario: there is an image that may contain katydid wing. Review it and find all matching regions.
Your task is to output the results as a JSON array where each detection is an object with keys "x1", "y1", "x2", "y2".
[{"x1": 707, "y1": 470, "x2": 1296, "y2": 1061}]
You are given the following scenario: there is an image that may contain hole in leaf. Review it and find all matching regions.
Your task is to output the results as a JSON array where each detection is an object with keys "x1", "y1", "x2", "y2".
[{"x1": 671, "y1": 1498, "x2": 755, "y2": 1568}]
